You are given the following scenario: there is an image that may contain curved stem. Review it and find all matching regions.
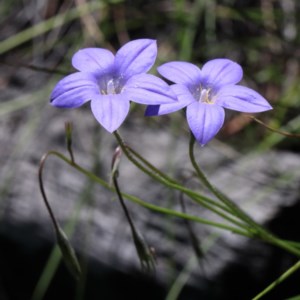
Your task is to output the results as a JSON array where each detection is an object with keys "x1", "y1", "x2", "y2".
[
  {"x1": 38, "y1": 152, "x2": 82, "y2": 280},
  {"x1": 126, "y1": 144, "x2": 178, "y2": 184},
  {"x1": 250, "y1": 116, "x2": 300, "y2": 138},
  {"x1": 114, "y1": 132, "x2": 300, "y2": 257},
  {"x1": 43, "y1": 149, "x2": 300, "y2": 257},
  {"x1": 43, "y1": 150, "x2": 252, "y2": 237},
  {"x1": 126, "y1": 140, "x2": 234, "y2": 213},
  {"x1": 188, "y1": 134, "x2": 300, "y2": 257},
  {"x1": 114, "y1": 131, "x2": 250, "y2": 231},
  {"x1": 38, "y1": 152, "x2": 60, "y2": 233},
  {"x1": 189, "y1": 135, "x2": 268, "y2": 229},
  {"x1": 112, "y1": 172, "x2": 155, "y2": 272}
]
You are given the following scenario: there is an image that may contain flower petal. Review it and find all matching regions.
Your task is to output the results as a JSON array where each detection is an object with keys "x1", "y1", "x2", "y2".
[
  {"x1": 72, "y1": 48, "x2": 115, "y2": 73},
  {"x1": 50, "y1": 72, "x2": 99, "y2": 108},
  {"x1": 186, "y1": 102, "x2": 225, "y2": 145},
  {"x1": 216, "y1": 85, "x2": 272, "y2": 112},
  {"x1": 145, "y1": 105, "x2": 161, "y2": 116},
  {"x1": 90, "y1": 94, "x2": 130, "y2": 132},
  {"x1": 145, "y1": 84, "x2": 195, "y2": 116},
  {"x1": 125, "y1": 74, "x2": 177, "y2": 105},
  {"x1": 114, "y1": 39, "x2": 157, "y2": 79},
  {"x1": 157, "y1": 61, "x2": 202, "y2": 85},
  {"x1": 201, "y1": 59, "x2": 243, "y2": 88}
]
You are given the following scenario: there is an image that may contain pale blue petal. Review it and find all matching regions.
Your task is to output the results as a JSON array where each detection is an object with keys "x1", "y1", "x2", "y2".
[
  {"x1": 145, "y1": 84, "x2": 195, "y2": 115},
  {"x1": 115, "y1": 39, "x2": 157, "y2": 79},
  {"x1": 90, "y1": 94, "x2": 130, "y2": 132},
  {"x1": 186, "y1": 102, "x2": 225, "y2": 145},
  {"x1": 125, "y1": 74, "x2": 177, "y2": 105},
  {"x1": 216, "y1": 85, "x2": 272, "y2": 112},
  {"x1": 201, "y1": 59, "x2": 243, "y2": 88},
  {"x1": 157, "y1": 61, "x2": 202, "y2": 85},
  {"x1": 72, "y1": 48, "x2": 115, "y2": 73},
  {"x1": 50, "y1": 72, "x2": 98, "y2": 108}
]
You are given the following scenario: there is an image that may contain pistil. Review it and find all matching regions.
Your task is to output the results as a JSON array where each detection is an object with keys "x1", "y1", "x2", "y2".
[{"x1": 199, "y1": 88, "x2": 213, "y2": 104}]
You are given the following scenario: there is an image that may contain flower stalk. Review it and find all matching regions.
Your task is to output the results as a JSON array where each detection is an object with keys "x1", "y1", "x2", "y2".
[
  {"x1": 65, "y1": 122, "x2": 75, "y2": 164},
  {"x1": 113, "y1": 131, "x2": 251, "y2": 231},
  {"x1": 40, "y1": 150, "x2": 253, "y2": 237},
  {"x1": 111, "y1": 147, "x2": 156, "y2": 271},
  {"x1": 38, "y1": 153, "x2": 81, "y2": 280},
  {"x1": 188, "y1": 133, "x2": 300, "y2": 257}
]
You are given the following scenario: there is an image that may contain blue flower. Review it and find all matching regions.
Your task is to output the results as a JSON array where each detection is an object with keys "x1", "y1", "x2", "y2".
[
  {"x1": 51, "y1": 39, "x2": 177, "y2": 132},
  {"x1": 146, "y1": 59, "x2": 272, "y2": 145}
]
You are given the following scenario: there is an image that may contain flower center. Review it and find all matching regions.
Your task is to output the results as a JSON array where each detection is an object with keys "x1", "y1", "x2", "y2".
[
  {"x1": 199, "y1": 88, "x2": 214, "y2": 104},
  {"x1": 193, "y1": 86, "x2": 214, "y2": 104},
  {"x1": 99, "y1": 75, "x2": 123, "y2": 95},
  {"x1": 106, "y1": 79, "x2": 116, "y2": 94}
]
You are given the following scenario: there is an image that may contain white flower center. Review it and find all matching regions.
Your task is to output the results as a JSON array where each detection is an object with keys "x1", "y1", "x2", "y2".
[
  {"x1": 199, "y1": 89, "x2": 210, "y2": 103},
  {"x1": 193, "y1": 87, "x2": 214, "y2": 104},
  {"x1": 99, "y1": 75, "x2": 123, "y2": 95},
  {"x1": 106, "y1": 79, "x2": 116, "y2": 94}
]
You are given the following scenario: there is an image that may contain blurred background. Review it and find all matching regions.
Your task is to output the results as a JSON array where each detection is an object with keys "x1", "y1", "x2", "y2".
[
  {"x1": 2, "y1": 0, "x2": 300, "y2": 150},
  {"x1": 1, "y1": 0, "x2": 300, "y2": 299}
]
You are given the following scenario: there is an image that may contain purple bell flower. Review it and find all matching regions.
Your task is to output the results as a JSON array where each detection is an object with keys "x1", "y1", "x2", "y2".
[
  {"x1": 146, "y1": 59, "x2": 272, "y2": 145},
  {"x1": 51, "y1": 39, "x2": 177, "y2": 132}
]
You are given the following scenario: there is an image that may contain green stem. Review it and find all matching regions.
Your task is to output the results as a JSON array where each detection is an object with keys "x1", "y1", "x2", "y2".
[
  {"x1": 112, "y1": 172, "x2": 155, "y2": 271},
  {"x1": 44, "y1": 150, "x2": 252, "y2": 237},
  {"x1": 188, "y1": 134, "x2": 300, "y2": 257},
  {"x1": 44, "y1": 149, "x2": 300, "y2": 257},
  {"x1": 126, "y1": 141, "x2": 234, "y2": 213},
  {"x1": 126, "y1": 145, "x2": 178, "y2": 184},
  {"x1": 38, "y1": 152, "x2": 60, "y2": 233},
  {"x1": 252, "y1": 259, "x2": 300, "y2": 300},
  {"x1": 114, "y1": 131, "x2": 250, "y2": 231},
  {"x1": 38, "y1": 152, "x2": 82, "y2": 280},
  {"x1": 115, "y1": 132, "x2": 300, "y2": 256},
  {"x1": 189, "y1": 134, "x2": 257, "y2": 223}
]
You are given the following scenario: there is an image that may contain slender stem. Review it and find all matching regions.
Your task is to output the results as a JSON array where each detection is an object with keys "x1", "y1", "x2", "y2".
[
  {"x1": 127, "y1": 138, "x2": 254, "y2": 232},
  {"x1": 252, "y1": 259, "x2": 300, "y2": 300},
  {"x1": 38, "y1": 152, "x2": 60, "y2": 233},
  {"x1": 113, "y1": 175, "x2": 136, "y2": 234},
  {"x1": 43, "y1": 150, "x2": 252, "y2": 237},
  {"x1": 189, "y1": 135, "x2": 269, "y2": 231},
  {"x1": 126, "y1": 145, "x2": 178, "y2": 184},
  {"x1": 112, "y1": 173, "x2": 155, "y2": 271},
  {"x1": 188, "y1": 134, "x2": 300, "y2": 257},
  {"x1": 283, "y1": 240, "x2": 300, "y2": 249},
  {"x1": 126, "y1": 141, "x2": 236, "y2": 213},
  {"x1": 65, "y1": 122, "x2": 75, "y2": 164},
  {"x1": 114, "y1": 131, "x2": 250, "y2": 231},
  {"x1": 117, "y1": 133, "x2": 300, "y2": 259},
  {"x1": 39, "y1": 152, "x2": 82, "y2": 280},
  {"x1": 250, "y1": 116, "x2": 300, "y2": 138},
  {"x1": 43, "y1": 150, "x2": 300, "y2": 257}
]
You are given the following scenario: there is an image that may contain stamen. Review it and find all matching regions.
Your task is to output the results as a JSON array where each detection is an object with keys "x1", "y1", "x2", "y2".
[
  {"x1": 199, "y1": 89, "x2": 209, "y2": 103},
  {"x1": 107, "y1": 79, "x2": 115, "y2": 95},
  {"x1": 99, "y1": 75, "x2": 123, "y2": 95}
]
